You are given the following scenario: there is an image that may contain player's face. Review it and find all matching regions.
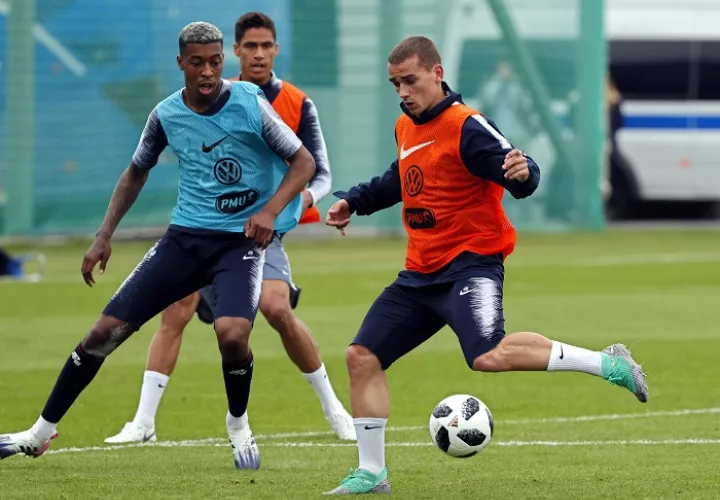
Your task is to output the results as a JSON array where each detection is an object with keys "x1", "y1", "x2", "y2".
[
  {"x1": 388, "y1": 55, "x2": 444, "y2": 117},
  {"x1": 177, "y1": 42, "x2": 224, "y2": 100},
  {"x1": 233, "y1": 28, "x2": 278, "y2": 85}
]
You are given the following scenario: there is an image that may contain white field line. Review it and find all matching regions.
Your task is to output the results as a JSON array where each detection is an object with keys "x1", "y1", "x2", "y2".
[
  {"x1": 271, "y1": 439, "x2": 720, "y2": 448},
  {"x1": 45, "y1": 438, "x2": 720, "y2": 456},
  {"x1": 44, "y1": 407, "x2": 720, "y2": 456},
  {"x1": 221, "y1": 406, "x2": 720, "y2": 441}
]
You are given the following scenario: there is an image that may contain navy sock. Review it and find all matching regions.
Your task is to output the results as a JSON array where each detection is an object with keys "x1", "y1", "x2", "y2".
[
  {"x1": 41, "y1": 344, "x2": 104, "y2": 423},
  {"x1": 222, "y1": 351, "x2": 254, "y2": 418}
]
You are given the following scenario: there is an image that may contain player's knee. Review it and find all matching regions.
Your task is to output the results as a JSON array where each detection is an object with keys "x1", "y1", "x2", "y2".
[
  {"x1": 82, "y1": 315, "x2": 137, "y2": 359},
  {"x1": 215, "y1": 317, "x2": 253, "y2": 353},
  {"x1": 471, "y1": 344, "x2": 510, "y2": 372},
  {"x1": 346, "y1": 344, "x2": 382, "y2": 378},
  {"x1": 260, "y1": 287, "x2": 292, "y2": 333},
  {"x1": 261, "y1": 300, "x2": 292, "y2": 334}
]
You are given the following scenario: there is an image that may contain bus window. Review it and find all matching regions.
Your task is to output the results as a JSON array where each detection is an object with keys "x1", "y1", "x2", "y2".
[
  {"x1": 610, "y1": 41, "x2": 692, "y2": 100},
  {"x1": 697, "y1": 41, "x2": 720, "y2": 100}
]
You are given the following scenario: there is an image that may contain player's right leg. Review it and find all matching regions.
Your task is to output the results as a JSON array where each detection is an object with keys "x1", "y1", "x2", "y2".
[
  {"x1": 0, "y1": 231, "x2": 207, "y2": 460},
  {"x1": 325, "y1": 283, "x2": 446, "y2": 495},
  {"x1": 443, "y1": 271, "x2": 648, "y2": 403},
  {"x1": 209, "y1": 237, "x2": 268, "y2": 470},
  {"x1": 105, "y1": 291, "x2": 201, "y2": 444}
]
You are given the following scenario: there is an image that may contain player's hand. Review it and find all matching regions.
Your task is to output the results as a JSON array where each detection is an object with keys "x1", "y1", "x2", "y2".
[
  {"x1": 502, "y1": 149, "x2": 530, "y2": 182},
  {"x1": 301, "y1": 190, "x2": 314, "y2": 216},
  {"x1": 325, "y1": 199, "x2": 352, "y2": 236},
  {"x1": 245, "y1": 210, "x2": 275, "y2": 249},
  {"x1": 82, "y1": 234, "x2": 112, "y2": 287}
]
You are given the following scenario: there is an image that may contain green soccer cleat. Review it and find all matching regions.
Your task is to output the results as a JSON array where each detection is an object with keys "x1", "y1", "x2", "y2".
[
  {"x1": 601, "y1": 343, "x2": 649, "y2": 403},
  {"x1": 324, "y1": 468, "x2": 391, "y2": 495}
]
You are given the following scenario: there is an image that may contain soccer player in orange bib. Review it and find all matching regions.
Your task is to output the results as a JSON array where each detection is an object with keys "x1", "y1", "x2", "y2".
[
  {"x1": 324, "y1": 36, "x2": 648, "y2": 494},
  {"x1": 105, "y1": 12, "x2": 355, "y2": 449}
]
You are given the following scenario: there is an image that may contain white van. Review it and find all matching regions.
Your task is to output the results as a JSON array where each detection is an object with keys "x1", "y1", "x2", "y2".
[{"x1": 441, "y1": 0, "x2": 720, "y2": 217}]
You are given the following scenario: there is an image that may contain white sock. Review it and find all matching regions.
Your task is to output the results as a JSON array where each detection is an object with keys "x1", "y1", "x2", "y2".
[
  {"x1": 303, "y1": 364, "x2": 341, "y2": 414},
  {"x1": 31, "y1": 416, "x2": 56, "y2": 442},
  {"x1": 547, "y1": 341, "x2": 604, "y2": 377},
  {"x1": 132, "y1": 371, "x2": 169, "y2": 429},
  {"x1": 226, "y1": 410, "x2": 249, "y2": 429},
  {"x1": 354, "y1": 418, "x2": 387, "y2": 475}
]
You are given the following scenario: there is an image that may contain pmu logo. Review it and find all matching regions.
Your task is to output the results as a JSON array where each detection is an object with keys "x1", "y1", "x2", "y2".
[
  {"x1": 214, "y1": 158, "x2": 242, "y2": 185},
  {"x1": 404, "y1": 207, "x2": 436, "y2": 229},
  {"x1": 216, "y1": 189, "x2": 259, "y2": 214}
]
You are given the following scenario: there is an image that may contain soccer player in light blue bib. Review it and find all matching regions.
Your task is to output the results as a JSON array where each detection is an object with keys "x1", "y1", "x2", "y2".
[
  {"x1": 105, "y1": 12, "x2": 355, "y2": 450},
  {"x1": 0, "y1": 22, "x2": 316, "y2": 471}
]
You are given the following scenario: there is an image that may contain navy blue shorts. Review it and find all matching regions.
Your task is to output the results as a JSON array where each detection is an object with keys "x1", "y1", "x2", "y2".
[
  {"x1": 103, "y1": 228, "x2": 264, "y2": 328},
  {"x1": 352, "y1": 268, "x2": 506, "y2": 369}
]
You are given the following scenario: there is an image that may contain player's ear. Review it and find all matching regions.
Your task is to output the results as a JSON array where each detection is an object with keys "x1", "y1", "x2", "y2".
[
  {"x1": 233, "y1": 42, "x2": 241, "y2": 57},
  {"x1": 176, "y1": 54, "x2": 183, "y2": 71},
  {"x1": 434, "y1": 64, "x2": 444, "y2": 84}
]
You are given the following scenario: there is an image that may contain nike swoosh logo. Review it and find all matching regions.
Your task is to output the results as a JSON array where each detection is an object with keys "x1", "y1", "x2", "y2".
[
  {"x1": 459, "y1": 289, "x2": 476, "y2": 296},
  {"x1": 364, "y1": 425, "x2": 383, "y2": 430},
  {"x1": 400, "y1": 140, "x2": 435, "y2": 160},
  {"x1": 202, "y1": 135, "x2": 229, "y2": 153},
  {"x1": 559, "y1": 345, "x2": 564, "y2": 360},
  {"x1": 242, "y1": 255, "x2": 258, "y2": 260}
]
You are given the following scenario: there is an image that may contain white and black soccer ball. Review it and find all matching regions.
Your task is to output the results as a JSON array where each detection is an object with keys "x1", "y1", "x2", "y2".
[{"x1": 429, "y1": 394, "x2": 494, "y2": 458}]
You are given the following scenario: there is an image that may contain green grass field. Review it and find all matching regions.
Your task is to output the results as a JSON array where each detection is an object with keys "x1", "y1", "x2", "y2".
[{"x1": 1, "y1": 229, "x2": 719, "y2": 499}]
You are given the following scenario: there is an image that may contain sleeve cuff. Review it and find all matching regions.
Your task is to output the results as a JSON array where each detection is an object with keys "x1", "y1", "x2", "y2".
[{"x1": 333, "y1": 190, "x2": 357, "y2": 213}]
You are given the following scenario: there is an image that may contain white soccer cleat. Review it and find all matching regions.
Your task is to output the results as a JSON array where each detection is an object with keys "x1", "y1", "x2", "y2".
[
  {"x1": 326, "y1": 408, "x2": 357, "y2": 441},
  {"x1": 0, "y1": 430, "x2": 58, "y2": 459},
  {"x1": 104, "y1": 422, "x2": 157, "y2": 444},
  {"x1": 228, "y1": 420, "x2": 260, "y2": 470}
]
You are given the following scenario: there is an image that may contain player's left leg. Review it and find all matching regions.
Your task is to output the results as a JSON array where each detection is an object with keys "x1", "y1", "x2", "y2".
[
  {"x1": 259, "y1": 235, "x2": 354, "y2": 440},
  {"x1": 209, "y1": 237, "x2": 267, "y2": 470},
  {"x1": 325, "y1": 282, "x2": 446, "y2": 495},
  {"x1": 0, "y1": 231, "x2": 208, "y2": 459},
  {"x1": 444, "y1": 271, "x2": 648, "y2": 403}
]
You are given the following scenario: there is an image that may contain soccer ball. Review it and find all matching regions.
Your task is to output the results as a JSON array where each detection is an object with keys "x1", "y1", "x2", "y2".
[{"x1": 429, "y1": 394, "x2": 494, "y2": 458}]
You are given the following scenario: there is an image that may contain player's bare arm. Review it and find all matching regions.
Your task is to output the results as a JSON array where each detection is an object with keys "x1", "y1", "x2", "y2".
[
  {"x1": 264, "y1": 145, "x2": 316, "y2": 215},
  {"x1": 82, "y1": 163, "x2": 149, "y2": 286},
  {"x1": 246, "y1": 93, "x2": 316, "y2": 247},
  {"x1": 82, "y1": 105, "x2": 166, "y2": 286},
  {"x1": 96, "y1": 163, "x2": 149, "y2": 240},
  {"x1": 246, "y1": 145, "x2": 315, "y2": 248}
]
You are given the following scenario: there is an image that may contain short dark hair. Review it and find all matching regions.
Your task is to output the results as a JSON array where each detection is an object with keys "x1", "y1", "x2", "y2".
[
  {"x1": 235, "y1": 12, "x2": 276, "y2": 43},
  {"x1": 178, "y1": 22, "x2": 223, "y2": 52},
  {"x1": 388, "y1": 36, "x2": 441, "y2": 70}
]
